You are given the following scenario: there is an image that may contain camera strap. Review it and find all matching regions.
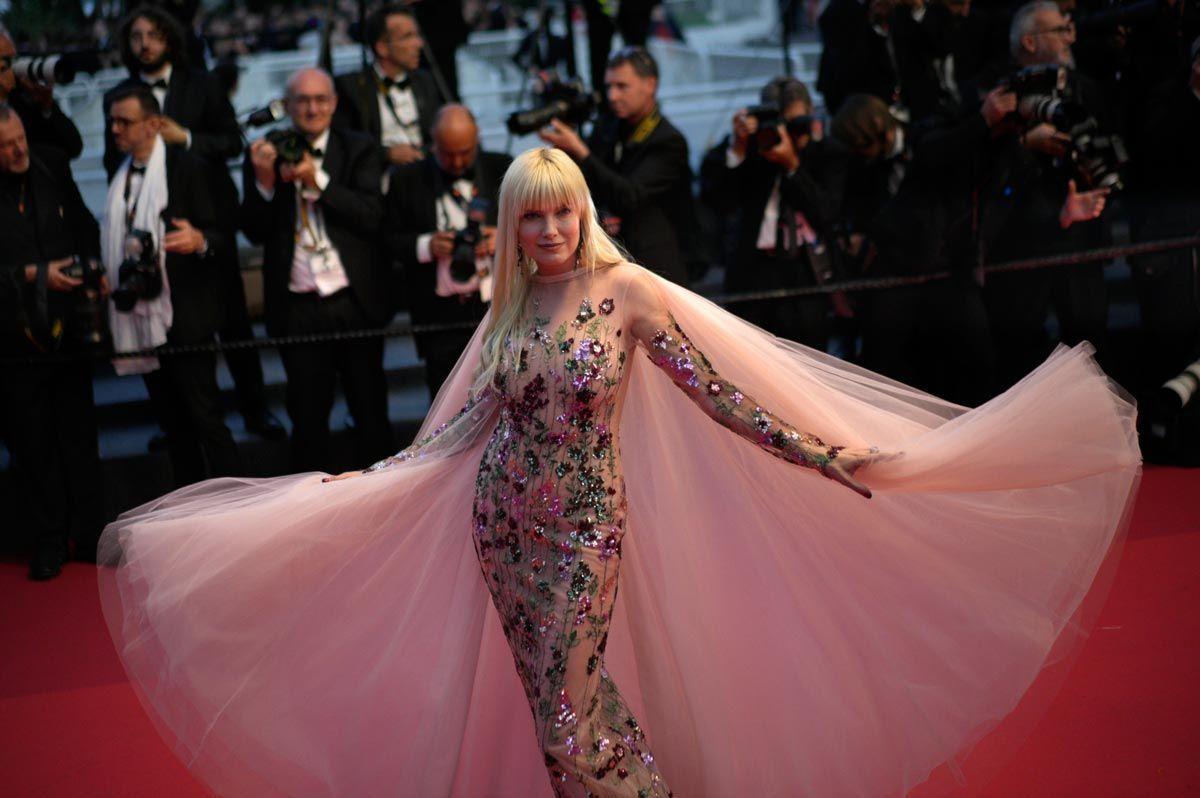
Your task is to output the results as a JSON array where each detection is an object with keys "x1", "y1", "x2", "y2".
[
  {"x1": 295, "y1": 197, "x2": 326, "y2": 253},
  {"x1": 615, "y1": 108, "x2": 662, "y2": 164},
  {"x1": 123, "y1": 165, "x2": 146, "y2": 233}
]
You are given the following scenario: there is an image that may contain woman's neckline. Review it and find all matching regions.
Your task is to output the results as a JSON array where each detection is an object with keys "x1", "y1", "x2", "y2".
[{"x1": 531, "y1": 262, "x2": 618, "y2": 284}]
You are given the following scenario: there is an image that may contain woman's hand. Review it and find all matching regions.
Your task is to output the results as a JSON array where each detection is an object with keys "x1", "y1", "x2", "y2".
[
  {"x1": 821, "y1": 447, "x2": 900, "y2": 499},
  {"x1": 322, "y1": 470, "x2": 365, "y2": 483}
]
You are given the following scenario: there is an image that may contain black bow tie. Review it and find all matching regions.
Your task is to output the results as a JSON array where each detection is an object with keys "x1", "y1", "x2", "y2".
[
  {"x1": 129, "y1": 164, "x2": 146, "y2": 175},
  {"x1": 382, "y1": 76, "x2": 411, "y2": 92},
  {"x1": 310, "y1": 147, "x2": 324, "y2": 159},
  {"x1": 147, "y1": 79, "x2": 168, "y2": 90}
]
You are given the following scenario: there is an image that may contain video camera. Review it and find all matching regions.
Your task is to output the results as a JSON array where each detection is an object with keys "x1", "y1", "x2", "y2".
[
  {"x1": 112, "y1": 229, "x2": 164, "y2": 313},
  {"x1": 745, "y1": 103, "x2": 817, "y2": 150},
  {"x1": 1002, "y1": 65, "x2": 1128, "y2": 191},
  {"x1": 450, "y1": 198, "x2": 493, "y2": 283},
  {"x1": 506, "y1": 76, "x2": 600, "y2": 136},
  {"x1": 12, "y1": 52, "x2": 102, "y2": 87}
]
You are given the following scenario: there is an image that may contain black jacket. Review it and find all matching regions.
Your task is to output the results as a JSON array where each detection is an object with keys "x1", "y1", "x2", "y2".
[
  {"x1": 158, "y1": 146, "x2": 227, "y2": 344},
  {"x1": 333, "y1": 67, "x2": 443, "y2": 161},
  {"x1": 384, "y1": 151, "x2": 511, "y2": 326},
  {"x1": 240, "y1": 126, "x2": 389, "y2": 336},
  {"x1": 0, "y1": 146, "x2": 99, "y2": 353},
  {"x1": 581, "y1": 110, "x2": 694, "y2": 286},
  {"x1": 9, "y1": 90, "x2": 84, "y2": 159},
  {"x1": 701, "y1": 136, "x2": 849, "y2": 292},
  {"x1": 103, "y1": 67, "x2": 243, "y2": 180},
  {"x1": 817, "y1": 0, "x2": 898, "y2": 115}
]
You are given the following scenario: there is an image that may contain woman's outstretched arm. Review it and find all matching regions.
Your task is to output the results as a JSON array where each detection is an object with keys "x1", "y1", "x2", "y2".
[{"x1": 623, "y1": 271, "x2": 879, "y2": 498}]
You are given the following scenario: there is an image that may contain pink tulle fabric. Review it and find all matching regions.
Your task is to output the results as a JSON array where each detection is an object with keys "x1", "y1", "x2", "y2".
[{"x1": 97, "y1": 265, "x2": 1141, "y2": 797}]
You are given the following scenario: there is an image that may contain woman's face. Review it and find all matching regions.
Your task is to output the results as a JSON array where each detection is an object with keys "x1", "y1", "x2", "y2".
[{"x1": 517, "y1": 201, "x2": 581, "y2": 274}]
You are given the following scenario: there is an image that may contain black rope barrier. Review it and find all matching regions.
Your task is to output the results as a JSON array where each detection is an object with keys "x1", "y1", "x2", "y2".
[{"x1": 5, "y1": 234, "x2": 1199, "y2": 367}]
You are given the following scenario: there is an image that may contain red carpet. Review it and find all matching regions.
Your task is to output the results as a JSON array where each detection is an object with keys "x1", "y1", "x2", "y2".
[{"x1": 1, "y1": 466, "x2": 1197, "y2": 797}]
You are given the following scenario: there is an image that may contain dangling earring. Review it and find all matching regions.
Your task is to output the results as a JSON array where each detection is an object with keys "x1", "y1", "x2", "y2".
[{"x1": 517, "y1": 246, "x2": 537, "y2": 277}]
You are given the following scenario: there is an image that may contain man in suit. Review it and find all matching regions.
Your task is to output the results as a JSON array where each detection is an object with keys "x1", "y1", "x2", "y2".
[
  {"x1": 385, "y1": 104, "x2": 511, "y2": 397},
  {"x1": 105, "y1": 4, "x2": 282, "y2": 440},
  {"x1": 539, "y1": 46, "x2": 694, "y2": 286},
  {"x1": 0, "y1": 27, "x2": 83, "y2": 158},
  {"x1": 333, "y1": 4, "x2": 443, "y2": 174},
  {"x1": 242, "y1": 68, "x2": 395, "y2": 473},
  {"x1": 701, "y1": 77, "x2": 849, "y2": 349},
  {"x1": 0, "y1": 105, "x2": 101, "y2": 579},
  {"x1": 105, "y1": 83, "x2": 242, "y2": 487}
]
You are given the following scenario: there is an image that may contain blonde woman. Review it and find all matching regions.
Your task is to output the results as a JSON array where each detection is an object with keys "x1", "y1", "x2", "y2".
[{"x1": 99, "y1": 148, "x2": 1139, "y2": 797}]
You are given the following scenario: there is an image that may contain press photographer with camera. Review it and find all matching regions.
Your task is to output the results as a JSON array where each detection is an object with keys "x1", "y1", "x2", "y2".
[
  {"x1": 242, "y1": 68, "x2": 395, "y2": 474},
  {"x1": 104, "y1": 83, "x2": 241, "y2": 488},
  {"x1": 0, "y1": 26, "x2": 83, "y2": 159},
  {"x1": 333, "y1": 4, "x2": 444, "y2": 176},
  {"x1": 699, "y1": 76, "x2": 849, "y2": 349},
  {"x1": 983, "y1": 0, "x2": 1118, "y2": 388},
  {"x1": 538, "y1": 46, "x2": 694, "y2": 286},
  {"x1": 0, "y1": 104, "x2": 102, "y2": 580},
  {"x1": 384, "y1": 104, "x2": 510, "y2": 398},
  {"x1": 104, "y1": 4, "x2": 283, "y2": 442}
]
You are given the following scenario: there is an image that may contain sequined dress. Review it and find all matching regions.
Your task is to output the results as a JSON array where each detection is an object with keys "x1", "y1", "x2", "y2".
[{"x1": 367, "y1": 263, "x2": 842, "y2": 797}]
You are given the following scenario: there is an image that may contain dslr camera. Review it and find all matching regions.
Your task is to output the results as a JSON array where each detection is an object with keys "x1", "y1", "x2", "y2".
[
  {"x1": 450, "y1": 198, "x2": 493, "y2": 283},
  {"x1": 112, "y1": 229, "x2": 164, "y2": 313},
  {"x1": 61, "y1": 256, "x2": 111, "y2": 347},
  {"x1": 12, "y1": 51, "x2": 101, "y2": 87},
  {"x1": 265, "y1": 128, "x2": 314, "y2": 165},
  {"x1": 1003, "y1": 65, "x2": 1128, "y2": 191},
  {"x1": 506, "y1": 76, "x2": 600, "y2": 136},
  {"x1": 745, "y1": 104, "x2": 817, "y2": 151}
]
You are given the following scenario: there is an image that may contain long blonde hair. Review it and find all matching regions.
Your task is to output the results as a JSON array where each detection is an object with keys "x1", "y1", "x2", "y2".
[{"x1": 476, "y1": 147, "x2": 626, "y2": 391}]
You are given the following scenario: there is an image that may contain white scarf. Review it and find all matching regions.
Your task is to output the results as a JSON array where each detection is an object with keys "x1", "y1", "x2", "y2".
[{"x1": 103, "y1": 135, "x2": 173, "y2": 376}]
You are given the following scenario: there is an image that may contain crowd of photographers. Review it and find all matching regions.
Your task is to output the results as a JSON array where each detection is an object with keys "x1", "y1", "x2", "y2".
[{"x1": 2, "y1": 0, "x2": 1198, "y2": 580}]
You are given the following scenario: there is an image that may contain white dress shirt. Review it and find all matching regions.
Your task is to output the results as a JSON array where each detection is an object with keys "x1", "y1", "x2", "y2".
[
  {"x1": 257, "y1": 128, "x2": 351, "y2": 296},
  {"x1": 375, "y1": 64, "x2": 422, "y2": 148},
  {"x1": 415, "y1": 177, "x2": 494, "y2": 302}
]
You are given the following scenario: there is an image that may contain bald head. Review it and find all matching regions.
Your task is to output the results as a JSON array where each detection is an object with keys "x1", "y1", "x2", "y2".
[
  {"x1": 286, "y1": 67, "x2": 337, "y2": 138},
  {"x1": 433, "y1": 104, "x2": 479, "y2": 178}
]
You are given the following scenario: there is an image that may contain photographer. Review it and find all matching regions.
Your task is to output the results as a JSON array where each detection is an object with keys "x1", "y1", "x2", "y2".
[
  {"x1": 538, "y1": 46, "x2": 694, "y2": 286},
  {"x1": 104, "y1": 83, "x2": 241, "y2": 488},
  {"x1": 700, "y1": 76, "x2": 849, "y2": 349},
  {"x1": 984, "y1": 0, "x2": 1116, "y2": 388},
  {"x1": 0, "y1": 105, "x2": 101, "y2": 579},
  {"x1": 0, "y1": 26, "x2": 83, "y2": 159},
  {"x1": 385, "y1": 104, "x2": 510, "y2": 398},
  {"x1": 241, "y1": 68, "x2": 395, "y2": 473},
  {"x1": 105, "y1": 4, "x2": 282, "y2": 441},
  {"x1": 334, "y1": 5, "x2": 443, "y2": 175}
]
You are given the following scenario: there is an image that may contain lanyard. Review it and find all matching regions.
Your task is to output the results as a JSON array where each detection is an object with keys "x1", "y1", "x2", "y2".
[
  {"x1": 296, "y1": 195, "x2": 325, "y2": 252},
  {"x1": 376, "y1": 75, "x2": 419, "y2": 136}
]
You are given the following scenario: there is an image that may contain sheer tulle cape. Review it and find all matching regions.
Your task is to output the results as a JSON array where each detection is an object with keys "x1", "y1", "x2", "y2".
[{"x1": 97, "y1": 266, "x2": 1141, "y2": 797}]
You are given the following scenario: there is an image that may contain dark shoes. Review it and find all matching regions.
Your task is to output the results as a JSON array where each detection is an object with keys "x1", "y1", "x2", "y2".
[
  {"x1": 245, "y1": 409, "x2": 287, "y2": 441},
  {"x1": 29, "y1": 543, "x2": 65, "y2": 581}
]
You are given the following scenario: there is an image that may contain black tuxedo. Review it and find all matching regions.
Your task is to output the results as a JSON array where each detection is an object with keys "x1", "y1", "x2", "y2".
[
  {"x1": 333, "y1": 67, "x2": 442, "y2": 161},
  {"x1": 700, "y1": 137, "x2": 849, "y2": 347},
  {"x1": 240, "y1": 125, "x2": 394, "y2": 472},
  {"x1": 0, "y1": 146, "x2": 101, "y2": 560},
  {"x1": 385, "y1": 151, "x2": 512, "y2": 394},
  {"x1": 817, "y1": 0, "x2": 898, "y2": 115},
  {"x1": 109, "y1": 146, "x2": 241, "y2": 486},
  {"x1": 581, "y1": 110, "x2": 694, "y2": 286},
  {"x1": 241, "y1": 126, "x2": 390, "y2": 336}
]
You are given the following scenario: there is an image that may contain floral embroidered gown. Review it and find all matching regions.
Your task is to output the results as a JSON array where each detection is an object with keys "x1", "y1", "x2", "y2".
[{"x1": 367, "y1": 263, "x2": 843, "y2": 797}]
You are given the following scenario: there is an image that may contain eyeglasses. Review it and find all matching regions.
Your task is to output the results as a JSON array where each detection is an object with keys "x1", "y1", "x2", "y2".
[
  {"x1": 289, "y1": 94, "x2": 334, "y2": 107},
  {"x1": 109, "y1": 114, "x2": 146, "y2": 129},
  {"x1": 128, "y1": 29, "x2": 167, "y2": 45},
  {"x1": 1032, "y1": 21, "x2": 1075, "y2": 36}
]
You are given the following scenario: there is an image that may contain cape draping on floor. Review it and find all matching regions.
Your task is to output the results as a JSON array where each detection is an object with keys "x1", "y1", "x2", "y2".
[{"x1": 97, "y1": 265, "x2": 1141, "y2": 797}]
